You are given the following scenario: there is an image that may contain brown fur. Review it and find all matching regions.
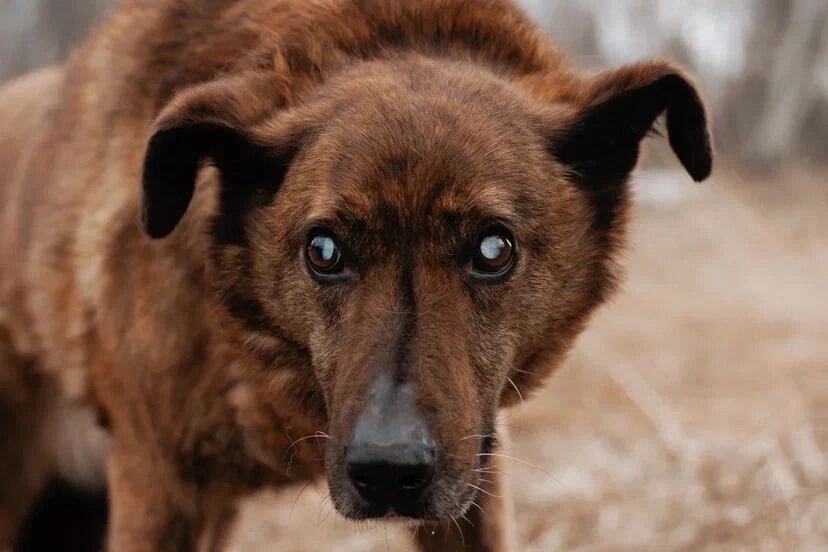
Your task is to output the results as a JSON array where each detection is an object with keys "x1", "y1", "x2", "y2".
[{"x1": 0, "y1": 1, "x2": 712, "y2": 550}]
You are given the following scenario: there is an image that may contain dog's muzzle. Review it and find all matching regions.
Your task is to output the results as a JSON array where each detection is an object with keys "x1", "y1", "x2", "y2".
[{"x1": 344, "y1": 376, "x2": 436, "y2": 517}]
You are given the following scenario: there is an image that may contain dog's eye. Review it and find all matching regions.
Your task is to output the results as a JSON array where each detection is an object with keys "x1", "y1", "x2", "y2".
[
  {"x1": 471, "y1": 226, "x2": 516, "y2": 277},
  {"x1": 306, "y1": 231, "x2": 343, "y2": 275}
]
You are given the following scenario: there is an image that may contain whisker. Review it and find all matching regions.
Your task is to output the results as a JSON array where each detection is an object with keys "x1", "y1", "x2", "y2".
[
  {"x1": 450, "y1": 515, "x2": 465, "y2": 548},
  {"x1": 468, "y1": 500, "x2": 485, "y2": 516},
  {"x1": 283, "y1": 431, "x2": 331, "y2": 472},
  {"x1": 384, "y1": 521, "x2": 390, "y2": 552},
  {"x1": 513, "y1": 368, "x2": 537, "y2": 376},
  {"x1": 460, "y1": 433, "x2": 497, "y2": 442},
  {"x1": 467, "y1": 483, "x2": 502, "y2": 499},
  {"x1": 320, "y1": 502, "x2": 336, "y2": 525},
  {"x1": 290, "y1": 475, "x2": 323, "y2": 517},
  {"x1": 477, "y1": 452, "x2": 561, "y2": 486},
  {"x1": 293, "y1": 457, "x2": 326, "y2": 466},
  {"x1": 284, "y1": 432, "x2": 332, "y2": 456},
  {"x1": 505, "y1": 376, "x2": 524, "y2": 405},
  {"x1": 474, "y1": 467, "x2": 531, "y2": 490},
  {"x1": 317, "y1": 493, "x2": 334, "y2": 526}
]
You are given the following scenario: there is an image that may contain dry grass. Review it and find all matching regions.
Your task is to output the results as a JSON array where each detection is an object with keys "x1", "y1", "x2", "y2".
[{"x1": 226, "y1": 167, "x2": 828, "y2": 551}]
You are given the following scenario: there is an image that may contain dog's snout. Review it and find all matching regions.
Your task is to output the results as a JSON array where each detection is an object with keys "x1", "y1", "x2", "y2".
[{"x1": 343, "y1": 378, "x2": 435, "y2": 512}]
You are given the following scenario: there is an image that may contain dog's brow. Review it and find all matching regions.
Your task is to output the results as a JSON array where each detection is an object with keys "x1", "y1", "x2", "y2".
[
  {"x1": 438, "y1": 206, "x2": 522, "y2": 229},
  {"x1": 435, "y1": 184, "x2": 518, "y2": 218}
]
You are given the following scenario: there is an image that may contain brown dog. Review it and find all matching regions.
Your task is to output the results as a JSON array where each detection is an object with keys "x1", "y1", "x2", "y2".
[{"x1": 0, "y1": 0, "x2": 712, "y2": 550}]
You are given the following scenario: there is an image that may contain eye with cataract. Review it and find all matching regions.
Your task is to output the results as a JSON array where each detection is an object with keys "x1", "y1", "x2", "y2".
[
  {"x1": 471, "y1": 225, "x2": 516, "y2": 278},
  {"x1": 306, "y1": 230, "x2": 344, "y2": 276}
]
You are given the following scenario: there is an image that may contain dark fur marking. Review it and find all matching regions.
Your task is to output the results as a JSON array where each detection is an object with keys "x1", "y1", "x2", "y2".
[
  {"x1": 393, "y1": 261, "x2": 417, "y2": 383},
  {"x1": 221, "y1": 288, "x2": 308, "y2": 354}
]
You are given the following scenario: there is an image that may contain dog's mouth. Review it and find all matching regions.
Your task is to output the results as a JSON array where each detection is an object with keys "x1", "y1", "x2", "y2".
[{"x1": 334, "y1": 472, "x2": 481, "y2": 522}]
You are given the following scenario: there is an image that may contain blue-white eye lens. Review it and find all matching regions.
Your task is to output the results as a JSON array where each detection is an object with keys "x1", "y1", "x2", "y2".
[
  {"x1": 314, "y1": 236, "x2": 335, "y2": 260},
  {"x1": 307, "y1": 233, "x2": 342, "y2": 273},
  {"x1": 480, "y1": 235, "x2": 505, "y2": 260},
  {"x1": 472, "y1": 227, "x2": 515, "y2": 275}
]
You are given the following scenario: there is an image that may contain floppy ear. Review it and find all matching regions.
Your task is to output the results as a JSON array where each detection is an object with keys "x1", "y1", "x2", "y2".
[
  {"x1": 141, "y1": 74, "x2": 294, "y2": 239},
  {"x1": 555, "y1": 61, "x2": 713, "y2": 188}
]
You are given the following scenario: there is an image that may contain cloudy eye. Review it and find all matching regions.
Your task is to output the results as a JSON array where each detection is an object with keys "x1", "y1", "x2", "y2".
[
  {"x1": 471, "y1": 225, "x2": 516, "y2": 277},
  {"x1": 306, "y1": 230, "x2": 344, "y2": 275}
]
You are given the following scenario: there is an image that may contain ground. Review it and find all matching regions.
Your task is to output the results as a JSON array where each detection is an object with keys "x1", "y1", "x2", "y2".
[{"x1": 226, "y1": 166, "x2": 828, "y2": 551}]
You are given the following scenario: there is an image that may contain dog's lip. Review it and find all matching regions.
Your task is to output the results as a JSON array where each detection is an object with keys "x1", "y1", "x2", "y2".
[
  {"x1": 335, "y1": 478, "x2": 479, "y2": 522},
  {"x1": 348, "y1": 500, "x2": 474, "y2": 523},
  {"x1": 351, "y1": 499, "x2": 433, "y2": 520},
  {"x1": 375, "y1": 513, "x2": 429, "y2": 526},
  {"x1": 354, "y1": 508, "x2": 443, "y2": 522}
]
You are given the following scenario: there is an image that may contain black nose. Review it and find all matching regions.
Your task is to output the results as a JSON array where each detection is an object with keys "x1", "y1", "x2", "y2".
[
  {"x1": 346, "y1": 439, "x2": 435, "y2": 503},
  {"x1": 344, "y1": 379, "x2": 436, "y2": 512}
]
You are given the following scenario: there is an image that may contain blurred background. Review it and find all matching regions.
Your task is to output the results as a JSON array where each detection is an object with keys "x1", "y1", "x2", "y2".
[{"x1": 2, "y1": 0, "x2": 826, "y2": 550}]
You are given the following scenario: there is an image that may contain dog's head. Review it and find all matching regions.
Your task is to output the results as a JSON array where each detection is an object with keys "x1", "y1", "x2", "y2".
[{"x1": 140, "y1": 56, "x2": 711, "y2": 520}]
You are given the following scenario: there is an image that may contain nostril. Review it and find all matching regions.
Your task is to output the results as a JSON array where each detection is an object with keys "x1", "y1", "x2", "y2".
[
  {"x1": 395, "y1": 455, "x2": 434, "y2": 493},
  {"x1": 346, "y1": 454, "x2": 435, "y2": 501},
  {"x1": 351, "y1": 474, "x2": 372, "y2": 491},
  {"x1": 398, "y1": 469, "x2": 431, "y2": 492},
  {"x1": 346, "y1": 461, "x2": 377, "y2": 494}
]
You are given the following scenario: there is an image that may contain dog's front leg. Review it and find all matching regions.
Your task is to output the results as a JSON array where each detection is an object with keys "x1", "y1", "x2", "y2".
[
  {"x1": 413, "y1": 430, "x2": 516, "y2": 552},
  {"x1": 106, "y1": 442, "x2": 203, "y2": 552}
]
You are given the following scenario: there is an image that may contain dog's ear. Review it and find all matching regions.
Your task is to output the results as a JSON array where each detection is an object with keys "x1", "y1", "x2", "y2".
[
  {"x1": 141, "y1": 74, "x2": 296, "y2": 239},
  {"x1": 554, "y1": 61, "x2": 713, "y2": 189}
]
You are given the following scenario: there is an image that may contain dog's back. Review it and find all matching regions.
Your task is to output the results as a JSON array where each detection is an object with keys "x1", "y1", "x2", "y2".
[
  {"x1": 0, "y1": 67, "x2": 63, "y2": 345},
  {"x1": 0, "y1": 1, "x2": 235, "y2": 404}
]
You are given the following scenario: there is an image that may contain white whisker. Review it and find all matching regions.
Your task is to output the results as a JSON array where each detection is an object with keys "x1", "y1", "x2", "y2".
[
  {"x1": 450, "y1": 515, "x2": 465, "y2": 548},
  {"x1": 467, "y1": 483, "x2": 502, "y2": 499},
  {"x1": 477, "y1": 452, "x2": 560, "y2": 485},
  {"x1": 460, "y1": 432, "x2": 497, "y2": 442},
  {"x1": 283, "y1": 432, "x2": 331, "y2": 471},
  {"x1": 505, "y1": 376, "x2": 524, "y2": 405}
]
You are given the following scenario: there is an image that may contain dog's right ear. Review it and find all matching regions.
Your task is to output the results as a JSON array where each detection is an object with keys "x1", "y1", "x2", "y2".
[{"x1": 141, "y1": 74, "x2": 295, "y2": 239}]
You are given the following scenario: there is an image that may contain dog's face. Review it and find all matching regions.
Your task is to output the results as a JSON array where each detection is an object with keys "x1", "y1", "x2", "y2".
[{"x1": 141, "y1": 57, "x2": 711, "y2": 520}]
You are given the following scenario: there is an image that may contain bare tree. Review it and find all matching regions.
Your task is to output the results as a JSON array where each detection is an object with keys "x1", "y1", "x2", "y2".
[{"x1": 742, "y1": 0, "x2": 828, "y2": 166}]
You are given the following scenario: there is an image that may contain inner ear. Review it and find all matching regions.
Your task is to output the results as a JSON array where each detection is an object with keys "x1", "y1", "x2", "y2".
[{"x1": 554, "y1": 62, "x2": 713, "y2": 188}]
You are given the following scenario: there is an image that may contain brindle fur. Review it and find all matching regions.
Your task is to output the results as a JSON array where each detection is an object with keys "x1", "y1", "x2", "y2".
[{"x1": 0, "y1": 1, "x2": 712, "y2": 550}]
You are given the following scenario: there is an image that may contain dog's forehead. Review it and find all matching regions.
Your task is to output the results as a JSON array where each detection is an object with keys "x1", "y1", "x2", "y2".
[
  {"x1": 283, "y1": 59, "x2": 561, "y2": 246},
  {"x1": 304, "y1": 144, "x2": 521, "y2": 238},
  {"x1": 302, "y1": 109, "x2": 540, "y2": 232}
]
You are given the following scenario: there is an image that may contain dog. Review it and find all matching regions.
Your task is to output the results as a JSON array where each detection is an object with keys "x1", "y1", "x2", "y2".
[{"x1": 0, "y1": 0, "x2": 712, "y2": 549}]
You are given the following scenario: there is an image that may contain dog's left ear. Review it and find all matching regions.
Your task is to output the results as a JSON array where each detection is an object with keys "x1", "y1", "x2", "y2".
[
  {"x1": 141, "y1": 73, "x2": 296, "y2": 239},
  {"x1": 554, "y1": 61, "x2": 713, "y2": 187}
]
